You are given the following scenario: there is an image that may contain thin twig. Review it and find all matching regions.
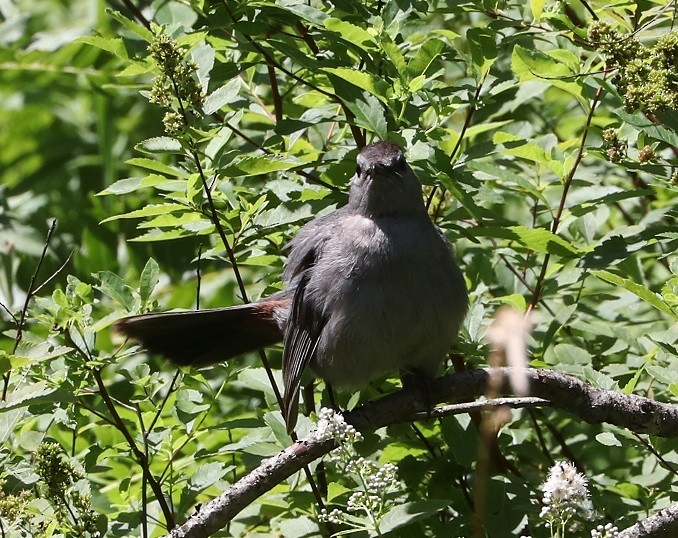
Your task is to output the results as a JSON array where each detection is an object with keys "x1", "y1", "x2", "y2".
[
  {"x1": 31, "y1": 250, "x2": 73, "y2": 295},
  {"x1": 69, "y1": 336, "x2": 176, "y2": 528},
  {"x1": 119, "y1": 0, "x2": 151, "y2": 30},
  {"x1": 3, "y1": 219, "x2": 58, "y2": 400},
  {"x1": 409, "y1": 396, "x2": 548, "y2": 420},
  {"x1": 429, "y1": 79, "x2": 485, "y2": 218},
  {"x1": 527, "y1": 84, "x2": 604, "y2": 314}
]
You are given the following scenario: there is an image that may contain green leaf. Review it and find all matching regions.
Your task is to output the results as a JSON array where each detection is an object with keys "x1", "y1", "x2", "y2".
[
  {"x1": 616, "y1": 110, "x2": 678, "y2": 146},
  {"x1": 553, "y1": 343, "x2": 592, "y2": 365},
  {"x1": 139, "y1": 258, "x2": 160, "y2": 305},
  {"x1": 493, "y1": 132, "x2": 558, "y2": 173},
  {"x1": 466, "y1": 28, "x2": 497, "y2": 78},
  {"x1": 204, "y1": 78, "x2": 241, "y2": 115},
  {"x1": 469, "y1": 225, "x2": 583, "y2": 257},
  {"x1": 344, "y1": 94, "x2": 387, "y2": 139},
  {"x1": 593, "y1": 270, "x2": 677, "y2": 319},
  {"x1": 221, "y1": 154, "x2": 315, "y2": 177},
  {"x1": 102, "y1": 203, "x2": 188, "y2": 223},
  {"x1": 188, "y1": 462, "x2": 228, "y2": 491},
  {"x1": 381, "y1": 38, "x2": 406, "y2": 77},
  {"x1": 0, "y1": 382, "x2": 58, "y2": 411},
  {"x1": 645, "y1": 365, "x2": 678, "y2": 385},
  {"x1": 77, "y1": 35, "x2": 129, "y2": 59},
  {"x1": 323, "y1": 67, "x2": 390, "y2": 103},
  {"x1": 323, "y1": 18, "x2": 376, "y2": 51},
  {"x1": 107, "y1": 9, "x2": 155, "y2": 42},
  {"x1": 512, "y1": 45, "x2": 582, "y2": 99},
  {"x1": 136, "y1": 137, "x2": 183, "y2": 153},
  {"x1": 596, "y1": 432, "x2": 622, "y2": 447},
  {"x1": 530, "y1": 0, "x2": 546, "y2": 21},
  {"x1": 379, "y1": 500, "x2": 451, "y2": 533},
  {"x1": 126, "y1": 157, "x2": 184, "y2": 177},
  {"x1": 406, "y1": 38, "x2": 444, "y2": 80},
  {"x1": 95, "y1": 271, "x2": 136, "y2": 311},
  {"x1": 582, "y1": 367, "x2": 615, "y2": 389},
  {"x1": 98, "y1": 175, "x2": 173, "y2": 196},
  {"x1": 569, "y1": 189, "x2": 655, "y2": 217}
]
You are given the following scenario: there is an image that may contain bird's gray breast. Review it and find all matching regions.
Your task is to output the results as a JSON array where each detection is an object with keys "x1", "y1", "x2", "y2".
[{"x1": 305, "y1": 214, "x2": 465, "y2": 388}]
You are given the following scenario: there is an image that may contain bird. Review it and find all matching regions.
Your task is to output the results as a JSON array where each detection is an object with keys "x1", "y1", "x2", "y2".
[{"x1": 116, "y1": 141, "x2": 468, "y2": 433}]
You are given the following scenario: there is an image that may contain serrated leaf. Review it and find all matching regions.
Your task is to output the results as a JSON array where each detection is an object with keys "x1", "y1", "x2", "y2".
[
  {"x1": 345, "y1": 94, "x2": 387, "y2": 139},
  {"x1": 616, "y1": 110, "x2": 678, "y2": 146},
  {"x1": 274, "y1": 0, "x2": 328, "y2": 25},
  {"x1": 493, "y1": 132, "x2": 552, "y2": 168},
  {"x1": 379, "y1": 500, "x2": 451, "y2": 533},
  {"x1": 204, "y1": 78, "x2": 241, "y2": 115},
  {"x1": 98, "y1": 175, "x2": 173, "y2": 196},
  {"x1": 188, "y1": 462, "x2": 228, "y2": 491},
  {"x1": 470, "y1": 226, "x2": 582, "y2": 257},
  {"x1": 77, "y1": 35, "x2": 128, "y2": 59},
  {"x1": 406, "y1": 38, "x2": 444, "y2": 80},
  {"x1": 596, "y1": 432, "x2": 622, "y2": 446},
  {"x1": 192, "y1": 41, "x2": 214, "y2": 89},
  {"x1": 645, "y1": 365, "x2": 678, "y2": 385},
  {"x1": 512, "y1": 45, "x2": 582, "y2": 99},
  {"x1": 582, "y1": 367, "x2": 615, "y2": 389},
  {"x1": 553, "y1": 344, "x2": 592, "y2": 365},
  {"x1": 570, "y1": 189, "x2": 654, "y2": 217},
  {"x1": 264, "y1": 412, "x2": 292, "y2": 446},
  {"x1": 381, "y1": 38, "x2": 406, "y2": 77},
  {"x1": 95, "y1": 271, "x2": 136, "y2": 310},
  {"x1": 102, "y1": 203, "x2": 188, "y2": 223},
  {"x1": 0, "y1": 382, "x2": 57, "y2": 411},
  {"x1": 107, "y1": 9, "x2": 155, "y2": 42},
  {"x1": 130, "y1": 229, "x2": 190, "y2": 242},
  {"x1": 136, "y1": 137, "x2": 183, "y2": 153},
  {"x1": 139, "y1": 258, "x2": 159, "y2": 305},
  {"x1": 323, "y1": 67, "x2": 389, "y2": 103},
  {"x1": 466, "y1": 28, "x2": 497, "y2": 78},
  {"x1": 593, "y1": 270, "x2": 677, "y2": 319},
  {"x1": 126, "y1": 157, "x2": 183, "y2": 177},
  {"x1": 222, "y1": 155, "x2": 313, "y2": 177},
  {"x1": 323, "y1": 18, "x2": 376, "y2": 50}
]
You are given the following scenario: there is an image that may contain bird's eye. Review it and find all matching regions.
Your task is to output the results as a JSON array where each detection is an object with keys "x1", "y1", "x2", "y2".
[{"x1": 396, "y1": 155, "x2": 406, "y2": 169}]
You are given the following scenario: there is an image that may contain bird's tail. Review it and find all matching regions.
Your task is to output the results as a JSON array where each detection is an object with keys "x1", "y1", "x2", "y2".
[{"x1": 115, "y1": 301, "x2": 287, "y2": 367}]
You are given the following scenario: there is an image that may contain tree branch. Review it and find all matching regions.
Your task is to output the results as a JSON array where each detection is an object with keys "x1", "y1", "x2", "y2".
[
  {"x1": 165, "y1": 367, "x2": 678, "y2": 537},
  {"x1": 618, "y1": 502, "x2": 678, "y2": 538}
]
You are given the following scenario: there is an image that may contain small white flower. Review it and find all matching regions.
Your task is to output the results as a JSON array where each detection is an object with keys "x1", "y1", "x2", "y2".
[
  {"x1": 315, "y1": 408, "x2": 363, "y2": 443},
  {"x1": 540, "y1": 461, "x2": 592, "y2": 529},
  {"x1": 591, "y1": 523, "x2": 620, "y2": 537},
  {"x1": 542, "y1": 461, "x2": 589, "y2": 505}
]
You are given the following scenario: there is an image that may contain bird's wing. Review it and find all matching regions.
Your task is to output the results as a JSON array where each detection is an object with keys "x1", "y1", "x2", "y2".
[{"x1": 282, "y1": 250, "x2": 326, "y2": 433}]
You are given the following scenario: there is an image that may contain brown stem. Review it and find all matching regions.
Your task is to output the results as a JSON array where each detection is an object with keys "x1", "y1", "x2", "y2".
[
  {"x1": 3, "y1": 219, "x2": 58, "y2": 400},
  {"x1": 71, "y1": 338, "x2": 176, "y2": 528},
  {"x1": 528, "y1": 84, "x2": 604, "y2": 314}
]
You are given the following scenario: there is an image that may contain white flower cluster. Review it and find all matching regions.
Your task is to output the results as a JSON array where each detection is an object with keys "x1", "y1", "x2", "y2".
[
  {"x1": 318, "y1": 508, "x2": 343, "y2": 525},
  {"x1": 313, "y1": 408, "x2": 402, "y2": 533},
  {"x1": 347, "y1": 490, "x2": 380, "y2": 513},
  {"x1": 345, "y1": 459, "x2": 398, "y2": 491},
  {"x1": 540, "y1": 461, "x2": 591, "y2": 527},
  {"x1": 591, "y1": 523, "x2": 620, "y2": 537},
  {"x1": 315, "y1": 408, "x2": 363, "y2": 444}
]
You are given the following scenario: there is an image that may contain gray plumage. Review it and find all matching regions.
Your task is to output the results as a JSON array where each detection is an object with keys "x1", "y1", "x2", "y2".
[{"x1": 116, "y1": 141, "x2": 468, "y2": 433}]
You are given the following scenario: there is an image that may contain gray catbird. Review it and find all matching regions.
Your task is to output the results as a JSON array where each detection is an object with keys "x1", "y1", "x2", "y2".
[{"x1": 116, "y1": 141, "x2": 468, "y2": 432}]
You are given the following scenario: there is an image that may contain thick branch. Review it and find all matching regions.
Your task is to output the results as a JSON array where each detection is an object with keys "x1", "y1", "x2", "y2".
[
  {"x1": 167, "y1": 368, "x2": 678, "y2": 538},
  {"x1": 619, "y1": 502, "x2": 678, "y2": 538}
]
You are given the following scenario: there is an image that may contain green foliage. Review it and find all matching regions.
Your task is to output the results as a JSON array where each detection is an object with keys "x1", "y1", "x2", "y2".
[{"x1": 1, "y1": 0, "x2": 677, "y2": 537}]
